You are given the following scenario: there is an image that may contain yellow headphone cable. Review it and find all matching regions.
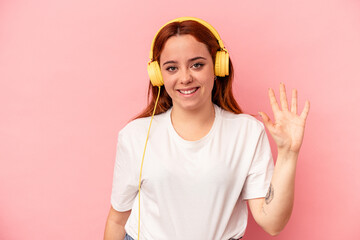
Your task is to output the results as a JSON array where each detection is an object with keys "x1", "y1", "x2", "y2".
[{"x1": 138, "y1": 86, "x2": 161, "y2": 240}]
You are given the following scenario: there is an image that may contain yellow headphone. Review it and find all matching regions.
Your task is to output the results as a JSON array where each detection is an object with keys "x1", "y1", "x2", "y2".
[
  {"x1": 138, "y1": 17, "x2": 229, "y2": 240},
  {"x1": 147, "y1": 16, "x2": 230, "y2": 87}
]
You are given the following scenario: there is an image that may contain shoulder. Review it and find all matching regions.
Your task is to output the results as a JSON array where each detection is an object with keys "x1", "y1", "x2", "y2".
[
  {"x1": 216, "y1": 105, "x2": 265, "y2": 133},
  {"x1": 118, "y1": 110, "x2": 169, "y2": 138}
]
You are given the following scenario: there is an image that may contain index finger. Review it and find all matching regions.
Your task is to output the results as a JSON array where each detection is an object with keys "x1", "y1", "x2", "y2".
[{"x1": 268, "y1": 88, "x2": 281, "y2": 114}]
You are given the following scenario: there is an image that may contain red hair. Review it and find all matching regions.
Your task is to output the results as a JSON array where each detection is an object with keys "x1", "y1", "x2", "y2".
[{"x1": 135, "y1": 20, "x2": 242, "y2": 119}]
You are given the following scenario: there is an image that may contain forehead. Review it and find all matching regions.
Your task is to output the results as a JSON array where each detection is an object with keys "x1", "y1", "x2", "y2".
[{"x1": 160, "y1": 35, "x2": 210, "y2": 62}]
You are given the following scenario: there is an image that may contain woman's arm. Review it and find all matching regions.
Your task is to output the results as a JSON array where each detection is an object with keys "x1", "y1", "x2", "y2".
[
  {"x1": 249, "y1": 83, "x2": 310, "y2": 236},
  {"x1": 104, "y1": 206, "x2": 131, "y2": 240},
  {"x1": 248, "y1": 151, "x2": 298, "y2": 235}
]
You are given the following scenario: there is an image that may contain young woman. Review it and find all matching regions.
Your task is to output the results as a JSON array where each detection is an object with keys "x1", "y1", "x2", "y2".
[{"x1": 104, "y1": 17, "x2": 310, "y2": 240}]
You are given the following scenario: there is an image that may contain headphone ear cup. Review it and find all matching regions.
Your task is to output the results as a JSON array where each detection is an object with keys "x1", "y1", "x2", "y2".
[
  {"x1": 147, "y1": 61, "x2": 164, "y2": 86},
  {"x1": 224, "y1": 51, "x2": 229, "y2": 76},
  {"x1": 215, "y1": 50, "x2": 229, "y2": 77}
]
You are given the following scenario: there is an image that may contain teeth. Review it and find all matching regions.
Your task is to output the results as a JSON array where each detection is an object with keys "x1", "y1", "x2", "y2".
[{"x1": 179, "y1": 88, "x2": 197, "y2": 94}]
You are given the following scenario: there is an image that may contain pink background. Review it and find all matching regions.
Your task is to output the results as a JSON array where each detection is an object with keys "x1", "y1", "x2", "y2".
[{"x1": 1, "y1": 0, "x2": 359, "y2": 239}]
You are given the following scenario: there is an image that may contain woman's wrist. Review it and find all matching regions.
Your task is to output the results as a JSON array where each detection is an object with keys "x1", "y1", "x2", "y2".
[{"x1": 277, "y1": 148, "x2": 299, "y2": 161}]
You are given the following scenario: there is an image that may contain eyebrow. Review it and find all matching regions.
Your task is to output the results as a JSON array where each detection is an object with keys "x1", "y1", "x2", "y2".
[{"x1": 162, "y1": 56, "x2": 207, "y2": 66}]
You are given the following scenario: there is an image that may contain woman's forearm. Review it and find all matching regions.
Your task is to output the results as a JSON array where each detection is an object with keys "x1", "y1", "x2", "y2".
[
  {"x1": 251, "y1": 150, "x2": 298, "y2": 235},
  {"x1": 104, "y1": 219, "x2": 126, "y2": 240}
]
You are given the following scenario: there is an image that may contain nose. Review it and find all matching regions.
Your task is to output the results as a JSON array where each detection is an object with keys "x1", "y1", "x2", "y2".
[{"x1": 180, "y1": 69, "x2": 193, "y2": 85}]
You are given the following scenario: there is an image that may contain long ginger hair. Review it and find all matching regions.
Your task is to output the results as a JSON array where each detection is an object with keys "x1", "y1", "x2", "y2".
[{"x1": 135, "y1": 20, "x2": 242, "y2": 119}]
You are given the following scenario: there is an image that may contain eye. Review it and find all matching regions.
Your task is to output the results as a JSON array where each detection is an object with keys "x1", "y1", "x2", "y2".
[
  {"x1": 166, "y1": 66, "x2": 177, "y2": 72},
  {"x1": 192, "y1": 63, "x2": 204, "y2": 69}
]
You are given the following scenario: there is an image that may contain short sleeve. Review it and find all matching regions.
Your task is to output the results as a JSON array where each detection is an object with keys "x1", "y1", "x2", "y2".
[
  {"x1": 241, "y1": 127, "x2": 274, "y2": 200},
  {"x1": 110, "y1": 131, "x2": 138, "y2": 211}
]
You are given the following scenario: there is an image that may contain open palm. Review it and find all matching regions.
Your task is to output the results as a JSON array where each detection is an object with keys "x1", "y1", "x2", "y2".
[{"x1": 259, "y1": 83, "x2": 310, "y2": 153}]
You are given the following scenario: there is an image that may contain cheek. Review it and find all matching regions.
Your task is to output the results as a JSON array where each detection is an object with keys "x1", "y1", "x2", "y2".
[
  {"x1": 197, "y1": 71, "x2": 215, "y2": 87},
  {"x1": 209, "y1": 79, "x2": 215, "y2": 88},
  {"x1": 207, "y1": 80, "x2": 215, "y2": 94},
  {"x1": 162, "y1": 78, "x2": 175, "y2": 97}
]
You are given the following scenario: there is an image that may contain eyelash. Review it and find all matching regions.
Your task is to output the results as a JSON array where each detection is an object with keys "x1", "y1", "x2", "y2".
[
  {"x1": 166, "y1": 66, "x2": 177, "y2": 72},
  {"x1": 192, "y1": 63, "x2": 204, "y2": 69},
  {"x1": 165, "y1": 63, "x2": 204, "y2": 72}
]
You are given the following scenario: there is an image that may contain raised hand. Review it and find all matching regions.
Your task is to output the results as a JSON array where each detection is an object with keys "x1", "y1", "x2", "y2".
[{"x1": 259, "y1": 83, "x2": 310, "y2": 154}]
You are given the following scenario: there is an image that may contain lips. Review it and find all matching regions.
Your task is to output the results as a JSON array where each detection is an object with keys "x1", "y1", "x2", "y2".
[{"x1": 178, "y1": 87, "x2": 199, "y2": 95}]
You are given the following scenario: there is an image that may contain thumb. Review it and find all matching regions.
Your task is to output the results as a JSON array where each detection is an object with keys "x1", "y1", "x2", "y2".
[{"x1": 258, "y1": 111, "x2": 274, "y2": 132}]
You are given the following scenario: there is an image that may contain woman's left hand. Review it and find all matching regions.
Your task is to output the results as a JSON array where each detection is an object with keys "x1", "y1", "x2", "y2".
[{"x1": 259, "y1": 83, "x2": 310, "y2": 154}]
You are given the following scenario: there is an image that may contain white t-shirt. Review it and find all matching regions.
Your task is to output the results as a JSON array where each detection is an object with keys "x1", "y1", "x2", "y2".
[{"x1": 111, "y1": 104, "x2": 274, "y2": 240}]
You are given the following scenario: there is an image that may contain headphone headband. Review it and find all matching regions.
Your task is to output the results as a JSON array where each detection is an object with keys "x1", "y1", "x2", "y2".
[{"x1": 148, "y1": 17, "x2": 226, "y2": 61}]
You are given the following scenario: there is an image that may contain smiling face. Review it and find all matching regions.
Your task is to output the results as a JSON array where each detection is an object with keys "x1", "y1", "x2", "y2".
[{"x1": 159, "y1": 34, "x2": 215, "y2": 112}]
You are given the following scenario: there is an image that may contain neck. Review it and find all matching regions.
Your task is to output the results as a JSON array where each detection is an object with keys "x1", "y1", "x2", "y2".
[{"x1": 170, "y1": 102, "x2": 215, "y2": 141}]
